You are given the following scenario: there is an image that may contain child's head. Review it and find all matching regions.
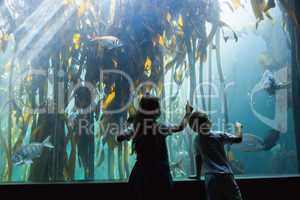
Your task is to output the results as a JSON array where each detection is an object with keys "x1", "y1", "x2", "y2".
[
  {"x1": 138, "y1": 93, "x2": 161, "y2": 120},
  {"x1": 189, "y1": 111, "x2": 211, "y2": 135}
]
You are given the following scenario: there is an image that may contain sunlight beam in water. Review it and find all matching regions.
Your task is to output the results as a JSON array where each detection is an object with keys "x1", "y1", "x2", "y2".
[
  {"x1": 219, "y1": 0, "x2": 255, "y2": 30},
  {"x1": 13, "y1": 0, "x2": 78, "y2": 65}
]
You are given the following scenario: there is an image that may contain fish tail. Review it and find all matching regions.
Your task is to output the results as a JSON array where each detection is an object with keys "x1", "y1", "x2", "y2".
[{"x1": 43, "y1": 136, "x2": 54, "y2": 149}]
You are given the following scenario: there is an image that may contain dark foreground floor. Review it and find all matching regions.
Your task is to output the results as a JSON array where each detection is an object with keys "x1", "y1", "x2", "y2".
[{"x1": 1, "y1": 176, "x2": 299, "y2": 200}]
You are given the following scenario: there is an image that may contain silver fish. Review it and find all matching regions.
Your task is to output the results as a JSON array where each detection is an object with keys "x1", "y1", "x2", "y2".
[
  {"x1": 12, "y1": 136, "x2": 54, "y2": 165},
  {"x1": 92, "y1": 36, "x2": 123, "y2": 50}
]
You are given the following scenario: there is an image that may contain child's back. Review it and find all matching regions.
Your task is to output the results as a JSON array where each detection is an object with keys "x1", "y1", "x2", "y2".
[
  {"x1": 195, "y1": 131, "x2": 241, "y2": 174},
  {"x1": 189, "y1": 112, "x2": 243, "y2": 200},
  {"x1": 134, "y1": 122, "x2": 169, "y2": 164},
  {"x1": 129, "y1": 122, "x2": 172, "y2": 200}
]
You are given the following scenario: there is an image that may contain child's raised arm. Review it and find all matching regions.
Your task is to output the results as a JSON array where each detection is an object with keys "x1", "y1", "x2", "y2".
[
  {"x1": 159, "y1": 102, "x2": 193, "y2": 134},
  {"x1": 234, "y1": 122, "x2": 243, "y2": 142},
  {"x1": 219, "y1": 122, "x2": 243, "y2": 144}
]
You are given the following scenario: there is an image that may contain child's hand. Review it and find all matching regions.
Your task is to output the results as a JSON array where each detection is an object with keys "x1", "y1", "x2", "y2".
[
  {"x1": 235, "y1": 122, "x2": 243, "y2": 131},
  {"x1": 185, "y1": 101, "x2": 193, "y2": 114}
]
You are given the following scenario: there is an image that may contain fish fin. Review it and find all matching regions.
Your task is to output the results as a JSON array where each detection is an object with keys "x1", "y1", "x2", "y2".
[
  {"x1": 25, "y1": 160, "x2": 33, "y2": 165},
  {"x1": 43, "y1": 136, "x2": 54, "y2": 149}
]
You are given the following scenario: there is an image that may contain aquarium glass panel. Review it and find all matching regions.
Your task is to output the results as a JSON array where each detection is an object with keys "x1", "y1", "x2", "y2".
[{"x1": 0, "y1": 0, "x2": 298, "y2": 183}]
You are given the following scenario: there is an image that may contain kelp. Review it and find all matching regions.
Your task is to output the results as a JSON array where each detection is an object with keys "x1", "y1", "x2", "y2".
[{"x1": 215, "y1": 29, "x2": 229, "y2": 130}]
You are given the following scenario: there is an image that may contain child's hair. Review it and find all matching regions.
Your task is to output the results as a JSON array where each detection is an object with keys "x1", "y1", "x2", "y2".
[
  {"x1": 189, "y1": 111, "x2": 211, "y2": 133},
  {"x1": 137, "y1": 94, "x2": 161, "y2": 119},
  {"x1": 130, "y1": 94, "x2": 161, "y2": 153}
]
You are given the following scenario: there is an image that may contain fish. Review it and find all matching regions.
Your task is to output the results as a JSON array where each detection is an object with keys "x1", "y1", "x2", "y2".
[
  {"x1": 102, "y1": 85, "x2": 116, "y2": 110},
  {"x1": 12, "y1": 136, "x2": 54, "y2": 166},
  {"x1": 263, "y1": 129, "x2": 280, "y2": 150},
  {"x1": 73, "y1": 33, "x2": 81, "y2": 49},
  {"x1": 231, "y1": 134, "x2": 265, "y2": 152},
  {"x1": 178, "y1": 15, "x2": 184, "y2": 30},
  {"x1": 232, "y1": 130, "x2": 281, "y2": 152},
  {"x1": 144, "y1": 56, "x2": 152, "y2": 77},
  {"x1": 91, "y1": 36, "x2": 123, "y2": 50}
]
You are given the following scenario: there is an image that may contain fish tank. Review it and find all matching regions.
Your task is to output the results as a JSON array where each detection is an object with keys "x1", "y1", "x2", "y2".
[{"x1": 0, "y1": 0, "x2": 298, "y2": 183}]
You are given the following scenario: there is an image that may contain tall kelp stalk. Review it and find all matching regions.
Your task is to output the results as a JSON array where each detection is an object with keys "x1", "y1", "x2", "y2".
[
  {"x1": 7, "y1": 58, "x2": 14, "y2": 181},
  {"x1": 208, "y1": 44, "x2": 212, "y2": 119},
  {"x1": 215, "y1": 29, "x2": 229, "y2": 131},
  {"x1": 285, "y1": 0, "x2": 300, "y2": 172},
  {"x1": 168, "y1": 65, "x2": 175, "y2": 162}
]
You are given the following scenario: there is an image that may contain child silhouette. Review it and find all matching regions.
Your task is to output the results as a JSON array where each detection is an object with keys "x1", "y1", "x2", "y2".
[
  {"x1": 117, "y1": 94, "x2": 193, "y2": 200},
  {"x1": 189, "y1": 111, "x2": 243, "y2": 200}
]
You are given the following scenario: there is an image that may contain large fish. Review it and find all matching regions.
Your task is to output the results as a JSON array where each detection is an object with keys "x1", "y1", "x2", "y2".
[
  {"x1": 263, "y1": 129, "x2": 280, "y2": 150},
  {"x1": 232, "y1": 130, "x2": 281, "y2": 152},
  {"x1": 12, "y1": 136, "x2": 54, "y2": 165},
  {"x1": 232, "y1": 134, "x2": 265, "y2": 152},
  {"x1": 91, "y1": 36, "x2": 123, "y2": 50}
]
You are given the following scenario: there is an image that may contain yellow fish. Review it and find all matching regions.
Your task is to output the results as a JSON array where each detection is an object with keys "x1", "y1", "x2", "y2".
[
  {"x1": 178, "y1": 15, "x2": 184, "y2": 30},
  {"x1": 72, "y1": 33, "x2": 81, "y2": 49},
  {"x1": 144, "y1": 56, "x2": 152, "y2": 77},
  {"x1": 102, "y1": 85, "x2": 116, "y2": 110}
]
